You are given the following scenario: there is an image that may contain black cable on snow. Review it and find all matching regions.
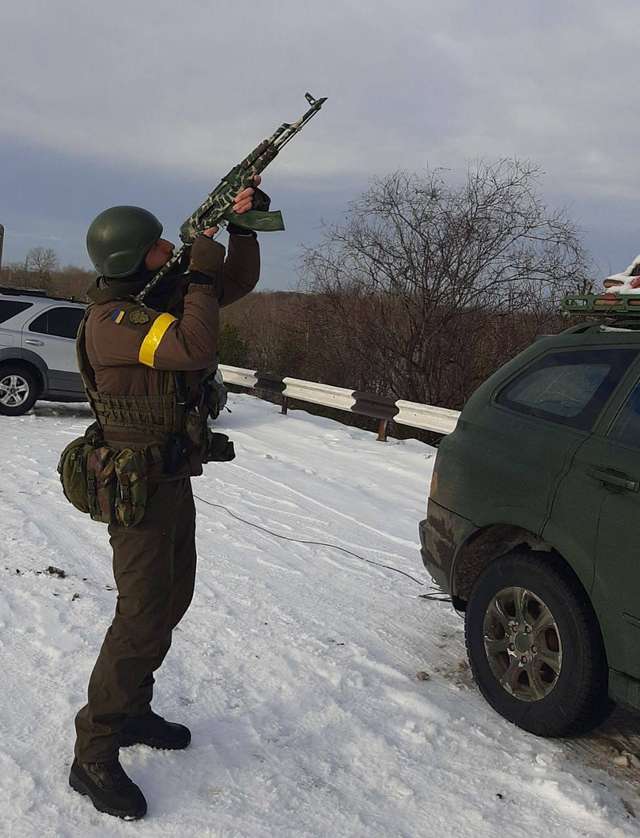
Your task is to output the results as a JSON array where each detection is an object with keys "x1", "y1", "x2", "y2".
[{"x1": 194, "y1": 493, "x2": 451, "y2": 600}]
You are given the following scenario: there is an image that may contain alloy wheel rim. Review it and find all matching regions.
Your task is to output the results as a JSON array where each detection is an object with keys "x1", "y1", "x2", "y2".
[
  {"x1": 483, "y1": 586, "x2": 563, "y2": 702},
  {"x1": 0, "y1": 374, "x2": 30, "y2": 408}
]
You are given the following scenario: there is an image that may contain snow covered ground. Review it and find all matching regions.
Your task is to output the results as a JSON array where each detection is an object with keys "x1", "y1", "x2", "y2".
[{"x1": 0, "y1": 393, "x2": 638, "y2": 837}]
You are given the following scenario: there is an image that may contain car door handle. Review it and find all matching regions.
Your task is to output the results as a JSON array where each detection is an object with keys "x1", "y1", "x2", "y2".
[
  {"x1": 587, "y1": 467, "x2": 640, "y2": 492},
  {"x1": 24, "y1": 338, "x2": 44, "y2": 346}
]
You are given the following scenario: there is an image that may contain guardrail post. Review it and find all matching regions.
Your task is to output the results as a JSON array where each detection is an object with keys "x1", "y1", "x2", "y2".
[
  {"x1": 0, "y1": 224, "x2": 4, "y2": 272},
  {"x1": 281, "y1": 395, "x2": 289, "y2": 415},
  {"x1": 377, "y1": 418, "x2": 388, "y2": 442}
]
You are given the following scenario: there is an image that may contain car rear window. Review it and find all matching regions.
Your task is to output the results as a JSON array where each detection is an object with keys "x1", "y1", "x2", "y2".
[
  {"x1": 0, "y1": 300, "x2": 33, "y2": 324},
  {"x1": 28, "y1": 306, "x2": 85, "y2": 339},
  {"x1": 496, "y1": 348, "x2": 638, "y2": 431}
]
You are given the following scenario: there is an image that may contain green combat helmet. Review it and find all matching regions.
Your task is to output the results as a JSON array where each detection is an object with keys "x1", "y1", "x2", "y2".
[{"x1": 86, "y1": 206, "x2": 163, "y2": 278}]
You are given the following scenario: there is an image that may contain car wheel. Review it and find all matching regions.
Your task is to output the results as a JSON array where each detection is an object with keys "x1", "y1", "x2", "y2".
[
  {"x1": 465, "y1": 548, "x2": 609, "y2": 737},
  {"x1": 0, "y1": 365, "x2": 39, "y2": 416}
]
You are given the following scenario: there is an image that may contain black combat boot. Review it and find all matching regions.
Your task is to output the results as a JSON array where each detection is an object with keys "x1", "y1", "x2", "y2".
[
  {"x1": 120, "y1": 710, "x2": 191, "y2": 750},
  {"x1": 69, "y1": 757, "x2": 147, "y2": 820}
]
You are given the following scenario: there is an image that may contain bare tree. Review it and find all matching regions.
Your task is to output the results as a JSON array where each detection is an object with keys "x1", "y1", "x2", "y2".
[
  {"x1": 301, "y1": 159, "x2": 592, "y2": 407},
  {"x1": 24, "y1": 246, "x2": 58, "y2": 279}
]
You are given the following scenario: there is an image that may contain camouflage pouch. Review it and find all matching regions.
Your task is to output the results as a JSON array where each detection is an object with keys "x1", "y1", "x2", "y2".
[
  {"x1": 57, "y1": 422, "x2": 106, "y2": 516},
  {"x1": 85, "y1": 446, "x2": 117, "y2": 524},
  {"x1": 58, "y1": 425, "x2": 149, "y2": 527},
  {"x1": 113, "y1": 448, "x2": 149, "y2": 528}
]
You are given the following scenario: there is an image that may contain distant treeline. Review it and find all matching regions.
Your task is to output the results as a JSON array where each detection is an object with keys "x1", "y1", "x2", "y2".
[{"x1": 0, "y1": 248, "x2": 93, "y2": 301}]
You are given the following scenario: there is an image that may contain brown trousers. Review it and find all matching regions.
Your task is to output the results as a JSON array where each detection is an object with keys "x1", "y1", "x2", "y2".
[{"x1": 74, "y1": 477, "x2": 197, "y2": 763}]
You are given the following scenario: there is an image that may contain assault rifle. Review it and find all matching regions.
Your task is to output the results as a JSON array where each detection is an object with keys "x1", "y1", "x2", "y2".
[{"x1": 138, "y1": 92, "x2": 327, "y2": 302}]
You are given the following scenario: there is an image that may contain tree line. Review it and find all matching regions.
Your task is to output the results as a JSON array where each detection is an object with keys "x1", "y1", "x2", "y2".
[
  {"x1": 2, "y1": 159, "x2": 593, "y2": 427},
  {"x1": 220, "y1": 159, "x2": 592, "y2": 415},
  {"x1": 0, "y1": 246, "x2": 93, "y2": 301}
]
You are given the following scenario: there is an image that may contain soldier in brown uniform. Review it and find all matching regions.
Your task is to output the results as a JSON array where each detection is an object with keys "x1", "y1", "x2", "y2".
[{"x1": 68, "y1": 180, "x2": 263, "y2": 820}]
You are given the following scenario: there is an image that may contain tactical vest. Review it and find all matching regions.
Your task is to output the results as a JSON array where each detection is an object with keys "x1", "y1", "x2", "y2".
[
  {"x1": 76, "y1": 280, "x2": 234, "y2": 473},
  {"x1": 78, "y1": 314, "x2": 182, "y2": 433},
  {"x1": 75, "y1": 280, "x2": 202, "y2": 476}
]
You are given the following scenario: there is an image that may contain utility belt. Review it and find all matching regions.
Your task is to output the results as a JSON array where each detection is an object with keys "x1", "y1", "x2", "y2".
[{"x1": 57, "y1": 418, "x2": 234, "y2": 529}]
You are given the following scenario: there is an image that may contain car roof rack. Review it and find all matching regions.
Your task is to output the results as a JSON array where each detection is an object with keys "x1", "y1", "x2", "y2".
[
  {"x1": 0, "y1": 285, "x2": 84, "y2": 304},
  {"x1": 560, "y1": 293, "x2": 640, "y2": 333},
  {"x1": 562, "y1": 292, "x2": 640, "y2": 317}
]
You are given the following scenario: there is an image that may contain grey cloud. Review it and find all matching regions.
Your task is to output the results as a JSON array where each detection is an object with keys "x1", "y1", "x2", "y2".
[{"x1": 2, "y1": 0, "x2": 640, "y2": 284}]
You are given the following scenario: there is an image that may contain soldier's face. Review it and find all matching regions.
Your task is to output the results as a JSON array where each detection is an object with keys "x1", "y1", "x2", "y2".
[{"x1": 144, "y1": 238, "x2": 175, "y2": 271}]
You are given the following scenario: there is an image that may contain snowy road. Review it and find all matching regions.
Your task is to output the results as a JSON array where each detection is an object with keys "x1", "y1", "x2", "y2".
[{"x1": 0, "y1": 394, "x2": 638, "y2": 837}]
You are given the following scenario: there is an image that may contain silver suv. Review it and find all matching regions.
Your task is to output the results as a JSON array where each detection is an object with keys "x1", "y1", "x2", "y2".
[{"x1": 0, "y1": 287, "x2": 86, "y2": 415}]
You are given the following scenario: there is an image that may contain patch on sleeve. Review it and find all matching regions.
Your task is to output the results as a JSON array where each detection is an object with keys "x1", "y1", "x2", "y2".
[
  {"x1": 110, "y1": 309, "x2": 125, "y2": 324},
  {"x1": 128, "y1": 308, "x2": 151, "y2": 325}
]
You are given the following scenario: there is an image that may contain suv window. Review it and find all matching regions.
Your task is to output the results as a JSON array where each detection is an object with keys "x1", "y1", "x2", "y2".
[
  {"x1": 609, "y1": 380, "x2": 640, "y2": 448},
  {"x1": 0, "y1": 300, "x2": 32, "y2": 324},
  {"x1": 496, "y1": 348, "x2": 638, "y2": 431},
  {"x1": 28, "y1": 306, "x2": 84, "y2": 340}
]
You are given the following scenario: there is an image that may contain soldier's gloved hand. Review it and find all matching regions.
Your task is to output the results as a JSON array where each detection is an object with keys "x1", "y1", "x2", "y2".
[
  {"x1": 188, "y1": 234, "x2": 225, "y2": 284},
  {"x1": 227, "y1": 175, "x2": 269, "y2": 237}
]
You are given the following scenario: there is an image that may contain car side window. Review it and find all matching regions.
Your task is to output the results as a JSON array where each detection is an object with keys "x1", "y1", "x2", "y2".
[
  {"x1": 28, "y1": 307, "x2": 84, "y2": 339},
  {"x1": 496, "y1": 348, "x2": 638, "y2": 431},
  {"x1": 608, "y1": 380, "x2": 640, "y2": 448},
  {"x1": 0, "y1": 300, "x2": 33, "y2": 323}
]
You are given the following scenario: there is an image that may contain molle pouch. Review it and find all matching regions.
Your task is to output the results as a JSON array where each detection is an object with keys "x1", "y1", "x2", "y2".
[
  {"x1": 113, "y1": 448, "x2": 149, "y2": 528},
  {"x1": 57, "y1": 421, "x2": 106, "y2": 515},
  {"x1": 204, "y1": 430, "x2": 235, "y2": 463},
  {"x1": 57, "y1": 436, "x2": 92, "y2": 513},
  {"x1": 86, "y1": 446, "x2": 117, "y2": 524}
]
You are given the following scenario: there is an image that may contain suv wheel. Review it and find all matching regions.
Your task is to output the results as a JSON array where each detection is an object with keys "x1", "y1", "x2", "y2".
[
  {"x1": 0, "y1": 365, "x2": 39, "y2": 416},
  {"x1": 465, "y1": 549, "x2": 609, "y2": 736}
]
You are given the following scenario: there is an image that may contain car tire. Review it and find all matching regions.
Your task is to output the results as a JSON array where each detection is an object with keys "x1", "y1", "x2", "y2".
[
  {"x1": 465, "y1": 548, "x2": 609, "y2": 737},
  {"x1": 0, "y1": 364, "x2": 40, "y2": 416}
]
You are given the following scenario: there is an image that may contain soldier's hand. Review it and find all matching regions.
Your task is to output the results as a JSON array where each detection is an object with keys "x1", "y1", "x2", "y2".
[
  {"x1": 233, "y1": 175, "x2": 262, "y2": 215},
  {"x1": 189, "y1": 234, "x2": 226, "y2": 281},
  {"x1": 202, "y1": 226, "x2": 219, "y2": 238}
]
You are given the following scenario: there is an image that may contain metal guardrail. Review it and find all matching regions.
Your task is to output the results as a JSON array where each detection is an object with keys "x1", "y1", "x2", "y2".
[
  {"x1": 220, "y1": 364, "x2": 258, "y2": 389},
  {"x1": 219, "y1": 364, "x2": 461, "y2": 439},
  {"x1": 395, "y1": 400, "x2": 459, "y2": 435},
  {"x1": 283, "y1": 377, "x2": 356, "y2": 411}
]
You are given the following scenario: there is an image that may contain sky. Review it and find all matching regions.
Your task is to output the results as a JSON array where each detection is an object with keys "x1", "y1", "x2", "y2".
[{"x1": 1, "y1": 0, "x2": 640, "y2": 289}]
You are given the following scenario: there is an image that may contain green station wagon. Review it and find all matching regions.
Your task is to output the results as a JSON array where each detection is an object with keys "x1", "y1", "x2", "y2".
[{"x1": 420, "y1": 294, "x2": 640, "y2": 736}]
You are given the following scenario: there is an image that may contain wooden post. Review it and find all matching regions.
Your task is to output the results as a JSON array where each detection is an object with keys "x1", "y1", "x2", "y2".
[
  {"x1": 281, "y1": 395, "x2": 289, "y2": 415},
  {"x1": 377, "y1": 418, "x2": 388, "y2": 442}
]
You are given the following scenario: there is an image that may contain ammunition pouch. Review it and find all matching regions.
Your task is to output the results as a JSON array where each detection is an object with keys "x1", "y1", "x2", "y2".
[
  {"x1": 112, "y1": 447, "x2": 150, "y2": 527},
  {"x1": 57, "y1": 422, "x2": 155, "y2": 528}
]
